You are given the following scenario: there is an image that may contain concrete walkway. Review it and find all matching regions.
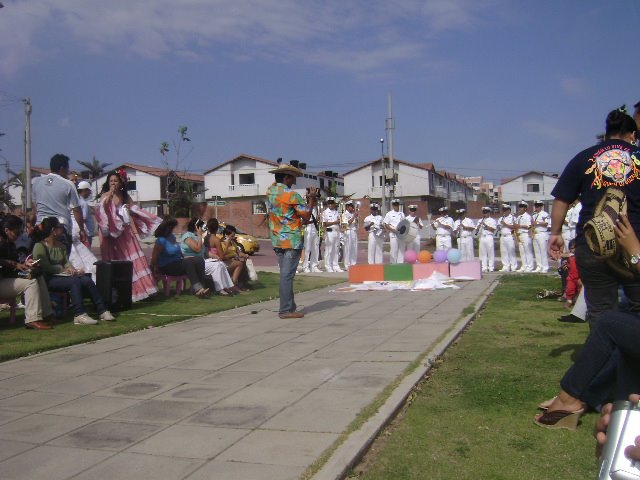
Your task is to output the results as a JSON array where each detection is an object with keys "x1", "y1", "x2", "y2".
[{"x1": 0, "y1": 271, "x2": 499, "y2": 480}]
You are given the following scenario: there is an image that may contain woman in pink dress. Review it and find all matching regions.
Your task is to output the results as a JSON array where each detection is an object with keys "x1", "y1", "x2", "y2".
[{"x1": 94, "y1": 169, "x2": 161, "y2": 302}]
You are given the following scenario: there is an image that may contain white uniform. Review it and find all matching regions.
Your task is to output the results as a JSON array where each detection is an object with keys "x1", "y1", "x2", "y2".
[
  {"x1": 322, "y1": 207, "x2": 341, "y2": 272},
  {"x1": 341, "y1": 209, "x2": 358, "y2": 267},
  {"x1": 516, "y1": 211, "x2": 534, "y2": 272},
  {"x1": 561, "y1": 202, "x2": 581, "y2": 252},
  {"x1": 404, "y1": 214, "x2": 424, "y2": 253},
  {"x1": 302, "y1": 206, "x2": 320, "y2": 272},
  {"x1": 363, "y1": 213, "x2": 384, "y2": 264},
  {"x1": 432, "y1": 215, "x2": 454, "y2": 250},
  {"x1": 532, "y1": 209, "x2": 550, "y2": 273},
  {"x1": 477, "y1": 216, "x2": 497, "y2": 272},
  {"x1": 383, "y1": 210, "x2": 405, "y2": 263},
  {"x1": 498, "y1": 213, "x2": 518, "y2": 271},
  {"x1": 455, "y1": 217, "x2": 475, "y2": 261}
]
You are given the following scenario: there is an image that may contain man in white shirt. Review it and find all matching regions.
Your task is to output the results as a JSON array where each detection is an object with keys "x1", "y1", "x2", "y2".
[
  {"x1": 404, "y1": 204, "x2": 424, "y2": 253},
  {"x1": 498, "y1": 204, "x2": 518, "y2": 272},
  {"x1": 322, "y1": 197, "x2": 342, "y2": 272},
  {"x1": 363, "y1": 203, "x2": 384, "y2": 264},
  {"x1": 76, "y1": 181, "x2": 95, "y2": 247},
  {"x1": 33, "y1": 154, "x2": 87, "y2": 253},
  {"x1": 477, "y1": 206, "x2": 497, "y2": 272},
  {"x1": 431, "y1": 206, "x2": 454, "y2": 250},
  {"x1": 302, "y1": 190, "x2": 321, "y2": 272},
  {"x1": 454, "y1": 208, "x2": 475, "y2": 261},
  {"x1": 341, "y1": 200, "x2": 359, "y2": 268},
  {"x1": 561, "y1": 200, "x2": 581, "y2": 253},
  {"x1": 515, "y1": 201, "x2": 534, "y2": 272},
  {"x1": 531, "y1": 200, "x2": 550, "y2": 273},
  {"x1": 383, "y1": 199, "x2": 405, "y2": 263}
]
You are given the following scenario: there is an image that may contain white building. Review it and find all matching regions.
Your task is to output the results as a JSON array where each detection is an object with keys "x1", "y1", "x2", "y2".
[{"x1": 500, "y1": 171, "x2": 559, "y2": 211}]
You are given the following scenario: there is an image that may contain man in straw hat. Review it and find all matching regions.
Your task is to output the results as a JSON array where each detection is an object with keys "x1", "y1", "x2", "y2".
[
  {"x1": 363, "y1": 202, "x2": 384, "y2": 263},
  {"x1": 322, "y1": 197, "x2": 342, "y2": 272},
  {"x1": 383, "y1": 198, "x2": 406, "y2": 263},
  {"x1": 266, "y1": 164, "x2": 318, "y2": 319},
  {"x1": 498, "y1": 204, "x2": 518, "y2": 272}
]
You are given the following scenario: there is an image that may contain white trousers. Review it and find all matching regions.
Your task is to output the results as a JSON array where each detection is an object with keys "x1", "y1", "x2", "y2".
[
  {"x1": 407, "y1": 236, "x2": 421, "y2": 254},
  {"x1": 435, "y1": 234, "x2": 452, "y2": 251},
  {"x1": 533, "y1": 232, "x2": 549, "y2": 271},
  {"x1": 499, "y1": 235, "x2": 518, "y2": 271},
  {"x1": 324, "y1": 229, "x2": 340, "y2": 268},
  {"x1": 479, "y1": 235, "x2": 495, "y2": 271},
  {"x1": 344, "y1": 229, "x2": 358, "y2": 266},
  {"x1": 458, "y1": 236, "x2": 474, "y2": 261},
  {"x1": 368, "y1": 233, "x2": 383, "y2": 264},
  {"x1": 389, "y1": 233, "x2": 405, "y2": 264},
  {"x1": 518, "y1": 235, "x2": 535, "y2": 271},
  {"x1": 204, "y1": 258, "x2": 234, "y2": 291},
  {"x1": 303, "y1": 226, "x2": 319, "y2": 269}
]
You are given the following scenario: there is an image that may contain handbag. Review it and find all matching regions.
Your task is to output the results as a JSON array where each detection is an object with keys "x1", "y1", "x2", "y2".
[{"x1": 245, "y1": 258, "x2": 258, "y2": 281}]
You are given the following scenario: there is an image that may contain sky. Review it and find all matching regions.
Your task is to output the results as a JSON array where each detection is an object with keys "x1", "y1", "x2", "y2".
[{"x1": 0, "y1": 0, "x2": 639, "y2": 184}]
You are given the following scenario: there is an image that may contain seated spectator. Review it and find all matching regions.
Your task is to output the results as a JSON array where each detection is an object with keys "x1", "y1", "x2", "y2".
[
  {"x1": 219, "y1": 224, "x2": 251, "y2": 291},
  {"x1": 0, "y1": 215, "x2": 55, "y2": 330},
  {"x1": 182, "y1": 217, "x2": 235, "y2": 296},
  {"x1": 535, "y1": 215, "x2": 640, "y2": 430},
  {"x1": 31, "y1": 217, "x2": 115, "y2": 325},
  {"x1": 150, "y1": 217, "x2": 210, "y2": 298}
]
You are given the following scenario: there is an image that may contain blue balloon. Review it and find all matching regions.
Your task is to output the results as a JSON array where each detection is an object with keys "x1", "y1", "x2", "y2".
[{"x1": 447, "y1": 248, "x2": 461, "y2": 264}]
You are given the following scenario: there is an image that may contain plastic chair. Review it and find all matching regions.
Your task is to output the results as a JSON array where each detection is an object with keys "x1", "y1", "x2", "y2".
[{"x1": 156, "y1": 274, "x2": 188, "y2": 296}]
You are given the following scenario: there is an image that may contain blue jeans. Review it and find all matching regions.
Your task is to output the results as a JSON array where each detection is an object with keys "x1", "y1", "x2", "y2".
[
  {"x1": 274, "y1": 248, "x2": 302, "y2": 314},
  {"x1": 46, "y1": 274, "x2": 107, "y2": 316},
  {"x1": 561, "y1": 311, "x2": 640, "y2": 403}
]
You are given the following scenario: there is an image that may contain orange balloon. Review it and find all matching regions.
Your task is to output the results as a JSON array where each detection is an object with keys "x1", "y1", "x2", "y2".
[{"x1": 418, "y1": 250, "x2": 432, "y2": 263}]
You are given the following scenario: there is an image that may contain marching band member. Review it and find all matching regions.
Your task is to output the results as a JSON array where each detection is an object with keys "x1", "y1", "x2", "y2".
[
  {"x1": 432, "y1": 206, "x2": 454, "y2": 250},
  {"x1": 341, "y1": 200, "x2": 359, "y2": 268},
  {"x1": 498, "y1": 204, "x2": 518, "y2": 272},
  {"x1": 404, "y1": 204, "x2": 424, "y2": 253},
  {"x1": 561, "y1": 200, "x2": 581, "y2": 253},
  {"x1": 532, "y1": 200, "x2": 550, "y2": 273},
  {"x1": 383, "y1": 199, "x2": 406, "y2": 263},
  {"x1": 477, "y1": 206, "x2": 497, "y2": 272},
  {"x1": 302, "y1": 188, "x2": 321, "y2": 273},
  {"x1": 515, "y1": 200, "x2": 534, "y2": 272},
  {"x1": 322, "y1": 197, "x2": 342, "y2": 272},
  {"x1": 363, "y1": 203, "x2": 384, "y2": 264},
  {"x1": 455, "y1": 208, "x2": 475, "y2": 261}
]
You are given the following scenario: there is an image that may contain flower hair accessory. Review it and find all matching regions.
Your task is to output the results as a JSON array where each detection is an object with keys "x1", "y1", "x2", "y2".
[
  {"x1": 618, "y1": 104, "x2": 628, "y2": 114},
  {"x1": 116, "y1": 168, "x2": 128, "y2": 183}
]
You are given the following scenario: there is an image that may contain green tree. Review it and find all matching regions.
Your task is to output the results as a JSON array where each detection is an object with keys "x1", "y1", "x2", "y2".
[
  {"x1": 160, "y1": 126, "x2": 196, "y2": 217},
  {"x1": 77, "y1": 156, "x2": 111, "y2": 193}
]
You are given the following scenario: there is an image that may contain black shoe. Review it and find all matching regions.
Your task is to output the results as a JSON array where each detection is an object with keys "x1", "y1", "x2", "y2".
[{"x1": 558, "y1": 314, "x2": 586, "y2": 323}]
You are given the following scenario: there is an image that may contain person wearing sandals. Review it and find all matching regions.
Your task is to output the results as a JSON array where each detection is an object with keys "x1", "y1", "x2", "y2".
[
  {"x1": 535, "y1": 214, "x2": 640, "y2": 430},
  {"x1": 32, "y1": 217, "x2": 115, "y2": 325},
  {"x1": 150, "y1": 217, "x2": 210, "y2": 297},
  {"x1": 182, "y1": 217, "x2": 235, "y2": 296},
  {"x1": 0, "y1": 215, "x2": 56, "y2": 330}
]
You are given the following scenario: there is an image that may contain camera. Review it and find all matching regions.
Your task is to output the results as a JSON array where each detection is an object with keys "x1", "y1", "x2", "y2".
[
  {"x1": 195, "y1": 220, "x2": 208, "y2": 232},
  {"x1": 597, "y1": 400, "x2": 640, "y2": 479}
]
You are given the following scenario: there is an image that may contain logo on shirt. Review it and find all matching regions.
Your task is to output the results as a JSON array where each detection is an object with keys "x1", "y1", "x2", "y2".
[{"x1": 586, "y1": 145, "x2": 640, "y2": 188}]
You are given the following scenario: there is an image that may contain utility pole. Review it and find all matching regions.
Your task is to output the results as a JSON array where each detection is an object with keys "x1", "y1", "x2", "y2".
[
  {"x1": 24, "y1": 97, "x2": 32, "y2": 212},
  {"x1": 385, "y1": 91, "x2": 395, "y2": 207},
  {"x1": 379, "y1": 138, "x2": 386, "y2": 217}
]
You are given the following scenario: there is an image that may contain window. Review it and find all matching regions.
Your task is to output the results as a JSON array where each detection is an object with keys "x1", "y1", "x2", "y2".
[
  {"x1": 527, "y1": 184, "x2": 540, "y2": 193},
  {"x1": 239, "y1": 173, "x2": 255, "y2": 185},
  {"x1": 252, "y1": 200, "x2": 267, "y2": 215},
  {"x1": 230, "y1": 173, "x2": 235, "y2": 185}
]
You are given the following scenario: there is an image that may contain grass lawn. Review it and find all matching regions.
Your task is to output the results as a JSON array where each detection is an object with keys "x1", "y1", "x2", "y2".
[
  {"x1": 350, "y1": 274, "x2": 598, "y2": 480},
  {"x1": 0, "y1": 272, "x2": 343, "y2": 362}
]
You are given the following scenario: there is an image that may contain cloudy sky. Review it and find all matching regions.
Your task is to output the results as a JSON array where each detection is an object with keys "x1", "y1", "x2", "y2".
[{"x1": 0, "y1": 0, "x2": 638, "y2": 183}]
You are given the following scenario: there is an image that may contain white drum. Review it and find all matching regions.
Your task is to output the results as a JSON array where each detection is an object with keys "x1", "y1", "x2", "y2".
[{"x1": 396, "y1": 219, "x2": 418, "y2": 244}]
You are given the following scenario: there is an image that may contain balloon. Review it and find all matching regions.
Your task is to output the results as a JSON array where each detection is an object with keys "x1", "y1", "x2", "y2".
[
  {"x1": 418, "y1": 250, "x2": 432, "y2": 263},
  {"x1": 433, "y1": 250, "x2": 448, "y2": 263},
  {"x1": 447, "y1": 248, "x2": 461, "y2": 264},
  {"x1": 404, "y1": 249, "x2": 417, "y2": 263}
]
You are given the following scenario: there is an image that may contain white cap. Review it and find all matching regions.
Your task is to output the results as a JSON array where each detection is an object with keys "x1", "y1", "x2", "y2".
[
  {"x1": 370, "y1": 203, "x2": 379, "y2": 209},
  {"x1": 438, "y1": 206, "x2": 448, "y2": 213},
  {"x1": 77, "y1": 181, "x2": 91, "y2": 190},
  {"x1": 457, "y1": 208, "x2": 466, "y2": 214},
  {"x1": 408, "y1": 204, "x2": 417, "y2": 209},
  {"x1": 502, "y1": 203, "x2": 511, "y2": 210},
  {"x1": 391, "y1": 198, "x2": 401, "y2": 204},
  {"x1": 518, "y1": 200, "x2": 528, "y2": 208},
  {"x1": 326, "y1": 197, "x2": 336, "y2": 203},
  {"x1": 482, "y1": 206, "x2": 491, "y2": 213},
  {"x1": 345, "y1": 200, "x2": 354, "y2": 206}
]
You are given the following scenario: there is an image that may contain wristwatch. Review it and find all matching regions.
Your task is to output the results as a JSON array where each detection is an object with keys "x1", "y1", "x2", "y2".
[{"x1": 630, "y1": 253, "x2": 640, "y2": 265}]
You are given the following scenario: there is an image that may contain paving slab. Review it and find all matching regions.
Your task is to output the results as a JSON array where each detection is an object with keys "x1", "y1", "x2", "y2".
[{"x1": 0, "y1": 273, "x2": 499, "y2": 479}]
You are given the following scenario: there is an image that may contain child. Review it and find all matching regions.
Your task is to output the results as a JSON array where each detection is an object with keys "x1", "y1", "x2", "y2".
[{"x1": 563, "y1": 239, "x2": 581, "y2": 308}]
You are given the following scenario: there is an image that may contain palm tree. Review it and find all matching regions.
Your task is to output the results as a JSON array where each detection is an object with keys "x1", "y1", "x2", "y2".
[{"x1": 77, "y1": 156, "x2": 111, "y2": 193}]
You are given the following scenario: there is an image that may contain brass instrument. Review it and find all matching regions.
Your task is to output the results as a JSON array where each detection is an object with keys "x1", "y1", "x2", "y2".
[{"x1": 474, "y1": 218, "x2": 485, "y2": 239}]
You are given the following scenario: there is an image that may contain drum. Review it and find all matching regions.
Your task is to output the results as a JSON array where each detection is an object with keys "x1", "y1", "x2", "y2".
[{"x1": 396, "y1": 219, "x2": 418, "y2": 243}]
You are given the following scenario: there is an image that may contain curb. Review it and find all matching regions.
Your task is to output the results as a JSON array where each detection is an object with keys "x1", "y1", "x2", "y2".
[{"x1": 310, "y1": 276, "x2": 502, "y2": 480}]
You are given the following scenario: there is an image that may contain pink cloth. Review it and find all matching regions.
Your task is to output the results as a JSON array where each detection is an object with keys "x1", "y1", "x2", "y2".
[{"x1": 94, "y1": 197, "x2": 161, "y2": 302}]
